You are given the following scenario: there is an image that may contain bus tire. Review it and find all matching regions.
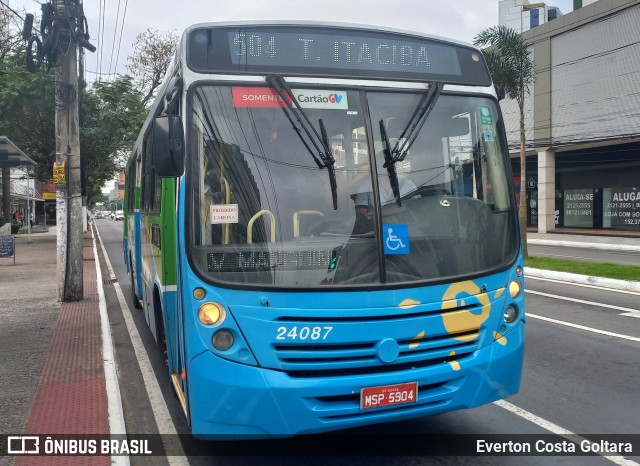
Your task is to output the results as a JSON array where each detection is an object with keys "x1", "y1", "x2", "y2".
[
  {"x1": 153, "y1": 287, "x2": 167, "y2": 352},
  {"x1": 130, "y1": 258, "x2": 142, "y2": 309}
]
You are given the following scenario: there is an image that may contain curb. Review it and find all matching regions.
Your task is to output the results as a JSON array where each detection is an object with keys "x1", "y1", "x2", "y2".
[
  {"x1": 528, "y1": 239, "x2": 640, "y2": 252},
  {"x1": 525, "y1": 267, "x2": 640, "y2": 293}
]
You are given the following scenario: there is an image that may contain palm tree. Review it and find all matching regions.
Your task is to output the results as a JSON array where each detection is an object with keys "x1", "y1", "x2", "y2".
[{"x1": 474, "y1": 25, "x2": 534, "y2": 258}]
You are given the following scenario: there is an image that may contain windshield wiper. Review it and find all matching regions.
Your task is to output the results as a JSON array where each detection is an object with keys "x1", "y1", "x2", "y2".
[
  {"x1": 319, "y1": 119, "x2": 338, "y2": 210},
  {"x1": 379, "y1": 119, "x2": 402, "y2": 207},
  {"x1": 384, "y1": 81, "x2": 444, "y2": 168},
  {"x1": 266, "y1": 74, "x2": 338, "y2": 210}
]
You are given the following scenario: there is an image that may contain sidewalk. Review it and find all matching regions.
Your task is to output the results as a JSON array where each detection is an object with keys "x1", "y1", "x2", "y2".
[{"x1": 0, "y1": 227, "x2": 110, "y2": 465}]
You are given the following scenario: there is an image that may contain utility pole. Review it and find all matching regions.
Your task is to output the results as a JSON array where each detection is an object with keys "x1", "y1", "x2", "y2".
[
  {"x1": 22, "y1": 0, "x2": 95, "y2": 300},
  {"x1": 54, "y1": 0, "x2": 83, "y2": 301}
]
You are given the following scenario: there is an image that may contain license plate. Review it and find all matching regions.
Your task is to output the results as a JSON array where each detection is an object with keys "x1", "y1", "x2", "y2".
[{"x1": 360, "y1": 382, "x2": 418, "y2": 410}]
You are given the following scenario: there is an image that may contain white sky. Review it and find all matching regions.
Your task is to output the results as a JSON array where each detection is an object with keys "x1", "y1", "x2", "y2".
[{"x1": 6, "y1": 0, "x2": 575, "y2": 80}]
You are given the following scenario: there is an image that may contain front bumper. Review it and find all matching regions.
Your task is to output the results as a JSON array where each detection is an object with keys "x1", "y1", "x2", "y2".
[{"x1": 188, "y1": 320, "x2": 524, "y2": 439}]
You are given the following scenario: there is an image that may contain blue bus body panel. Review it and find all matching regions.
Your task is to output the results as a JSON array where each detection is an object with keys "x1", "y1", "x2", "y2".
[{"x1": 181, "y1": 260, "x2": 525, "y2": 438}]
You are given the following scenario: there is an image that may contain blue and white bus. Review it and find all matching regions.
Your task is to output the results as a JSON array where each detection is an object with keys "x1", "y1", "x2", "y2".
[{"x1": 124, "y1": 21, "x2": 524, "y2": 438}]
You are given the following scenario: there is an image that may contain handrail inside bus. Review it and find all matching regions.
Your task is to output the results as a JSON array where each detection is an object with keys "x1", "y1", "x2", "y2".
[
  {"x1": 247, "y1": 210, "x2": 276, "y2": 243},
  {"x1": 222, "y1": 177, "x2": 231, "y2": 245},
  {"x1": 293, "y1": 210, "x2": 323, "y2": 237}
]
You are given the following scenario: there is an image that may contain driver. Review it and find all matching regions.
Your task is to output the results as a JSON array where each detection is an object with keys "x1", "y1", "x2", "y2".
[{"x1": 353, "y1": 170, "x2": 417, "y2": 215}]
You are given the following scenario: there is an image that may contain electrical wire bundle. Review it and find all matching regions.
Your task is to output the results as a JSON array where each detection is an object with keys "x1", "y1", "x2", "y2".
[{"x1": 23, "y1": 0, "x2": 95, "y2": 72}]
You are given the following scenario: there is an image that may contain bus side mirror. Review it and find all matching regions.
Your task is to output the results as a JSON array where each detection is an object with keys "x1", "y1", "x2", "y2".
[{"x1": 152, "y1": 115, "x2": 184, "y2": 177}]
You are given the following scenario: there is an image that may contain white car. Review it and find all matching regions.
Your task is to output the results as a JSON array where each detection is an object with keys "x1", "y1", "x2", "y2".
[{"x1": 114, "y1": 210, "x2": 124, "y2": 221}]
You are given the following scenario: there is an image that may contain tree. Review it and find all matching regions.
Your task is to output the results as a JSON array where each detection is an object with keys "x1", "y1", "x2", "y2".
[
  {"x1": 126, "y1": 28, "x2": 179, "y2": 107},
  {"x1": 0, "y1": 48, "x2": 145, "y2": 206},
  {"x1": 81, "y1": 76, "x2": 146, "y2": 204},
  {"x1": 0, "y1": 5, "x2": 24, "y2": 62},
  {"x1": 474, "y1": 25, "x2": 534, "y2": 258},
  {"x1": 0, "y1": 48, "x2": 57, "y2": 181}
]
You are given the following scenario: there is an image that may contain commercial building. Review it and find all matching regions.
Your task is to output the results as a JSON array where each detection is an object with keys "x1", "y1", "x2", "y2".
[
  {"x1": 499, "y1": 0, "x2": 640, "y2": 232},
  {"x1": 0, "y1": 137, "x2": 45, "y2": 227},
  {"x1": 499, "y1": 0, "x2": 564, "y2": 33},
  {"x1": 108, "y1": 171, "x2": 125, "y2": 210}
]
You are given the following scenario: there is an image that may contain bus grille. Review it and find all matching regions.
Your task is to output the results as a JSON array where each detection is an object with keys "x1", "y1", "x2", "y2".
[{"x1": 274, "y1": 330, "x2": 479, "y2": 378}]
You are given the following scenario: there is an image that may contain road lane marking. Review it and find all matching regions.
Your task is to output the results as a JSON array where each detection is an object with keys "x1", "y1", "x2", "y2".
[
  {"x1": 92, "y1": 224, "x2": 129, "y2": 466},
  {"x1": 494, "y1": 400, "x2": 639, "y2": 466},
  {"x1": 95, "y1": 223, "x2": 189, "y2": 465},
  {"x1": 526, "y1": 289, "x2": 640, "y2": 319},
  {"x1": 527, "y1": 313, "x2": 640, "y2": 342}
]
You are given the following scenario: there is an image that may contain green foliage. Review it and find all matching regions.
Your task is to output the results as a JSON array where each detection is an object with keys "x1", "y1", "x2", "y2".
[
  {"x1": 473, "y1": 26, "x2": 534, "y2": 106},
  {"x1": 0, "y1": 48, "x2": 146, "y2": 205},
  {"x1": 81, "y1": 76, "x2": 147, "y2": 202},
  {"x1": 0, "y1": 215, "x2": 5, "y2": 227},
  {"x1": 0, "y1": 48, "x2": 56, "y2": 181}
]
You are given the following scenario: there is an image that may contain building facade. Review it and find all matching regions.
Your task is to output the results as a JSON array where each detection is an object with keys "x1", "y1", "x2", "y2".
[
  {"x1": 108, "y1": 171, "x2": 125, "y2": 210},
  {"x1": 499, "y1": 0, "x2": 564, "y2": 34},
  {"x1": 500, "y1": 0, "x2": 640, "y2": 232}
]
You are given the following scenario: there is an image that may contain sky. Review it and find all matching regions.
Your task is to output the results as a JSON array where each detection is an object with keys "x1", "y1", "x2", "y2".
[{"x1": 6, "y1": 0, "x2": 575, "y2": 80}]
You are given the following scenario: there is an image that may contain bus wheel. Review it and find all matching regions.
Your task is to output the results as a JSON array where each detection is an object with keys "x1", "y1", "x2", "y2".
[
  {"x1": 130, "y1": 258, "x2": 142, "y2": 309},
  {"x1": 153, "y1": 288, "x2": 168, "y2": 353}
]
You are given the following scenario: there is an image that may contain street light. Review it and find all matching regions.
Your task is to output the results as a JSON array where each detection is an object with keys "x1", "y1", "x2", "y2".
[{"x1": 521, "y1": 2, "x2": 547, "y2": 34}]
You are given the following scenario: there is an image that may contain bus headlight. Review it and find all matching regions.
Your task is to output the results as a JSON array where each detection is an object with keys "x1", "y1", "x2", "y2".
[
  {"x1": 509, "y1": 280, "x2": 521, "y2": 298},
  {"x1": 503, "y1": 305, "x2": 518, "y2": 324},
  {"x1": 193, "y1": 287, "x2": 206, "y2": 300},
  {"x1": 212, "y1": 329, "x2": 234, "y2": 351},
  {"x1": 198, "y1": 302, "x2": 226, "y2": 326}
]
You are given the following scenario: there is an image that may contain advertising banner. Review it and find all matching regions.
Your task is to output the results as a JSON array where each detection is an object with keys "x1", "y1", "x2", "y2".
[{"x1": 603, "y1": 187, "x2": 640, "y2": 230}]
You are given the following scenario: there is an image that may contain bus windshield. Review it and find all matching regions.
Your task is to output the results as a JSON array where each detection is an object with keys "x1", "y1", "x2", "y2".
[{"x1": 187, "y1": 84, "x2": 518, "y2": 287}]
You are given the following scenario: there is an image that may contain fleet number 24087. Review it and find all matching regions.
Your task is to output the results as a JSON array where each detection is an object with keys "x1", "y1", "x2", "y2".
[{"x1": 276, "y1": 326, "x2": 333, "y2": 341}]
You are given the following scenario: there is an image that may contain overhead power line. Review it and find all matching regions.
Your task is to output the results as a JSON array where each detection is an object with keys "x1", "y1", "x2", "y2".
[
  {"x1": 0, "y1": 0, "x2": 24, "y2": 21},
  {"x1": 113, "y1": 0, "x2": 128, "y2": 78},
  {"x1": 107, "y1": 0, "x2": 122, "y2": 78}
]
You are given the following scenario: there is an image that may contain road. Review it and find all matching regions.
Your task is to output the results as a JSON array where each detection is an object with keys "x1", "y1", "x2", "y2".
[
  {"x1": 94, "y1": 219, "x2": 640, "y2": 465},
  {"x1": 528, "y1": 244, "x2": 640, "y2": 266}
]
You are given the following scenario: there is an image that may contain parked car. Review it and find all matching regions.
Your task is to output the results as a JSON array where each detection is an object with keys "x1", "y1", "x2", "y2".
[{"x1": 114, "y1": 210, "x2": 124, "y2": 221}]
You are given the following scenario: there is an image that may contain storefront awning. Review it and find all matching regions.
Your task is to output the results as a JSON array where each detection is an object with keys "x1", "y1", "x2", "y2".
[
  {"x1": 11, "y1": 184, "x2": 44, "y2": 201},
  {"x1": 0, "y1": 136, "x2": 36, "y2": 168}
]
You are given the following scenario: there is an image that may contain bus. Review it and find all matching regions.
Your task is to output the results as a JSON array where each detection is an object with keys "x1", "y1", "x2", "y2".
[{"x1": 124, "y1": 21, "x2": 524, "y2": 438}]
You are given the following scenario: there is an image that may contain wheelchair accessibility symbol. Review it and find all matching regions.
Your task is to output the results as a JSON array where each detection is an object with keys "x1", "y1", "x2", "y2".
[{"x1": 383, "y1": 224, "x2": 409, "y2": 255}]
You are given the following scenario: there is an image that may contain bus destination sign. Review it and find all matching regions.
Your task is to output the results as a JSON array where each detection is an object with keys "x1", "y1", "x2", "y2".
[{"x1": 187, "y1": 26, "x2": 491, "y2": 85}]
